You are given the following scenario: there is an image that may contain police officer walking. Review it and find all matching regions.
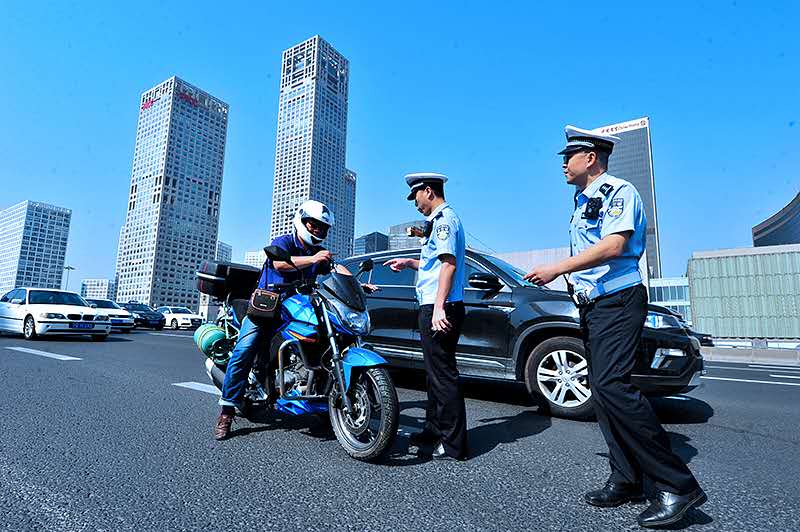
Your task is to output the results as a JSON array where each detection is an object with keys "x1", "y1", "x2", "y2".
[
  {"x1": 524, "y1": 126, "x2": 706, "y2": 527},
  {"x1": 384, "y1": 172, "x2": 468, "y2": 461}
]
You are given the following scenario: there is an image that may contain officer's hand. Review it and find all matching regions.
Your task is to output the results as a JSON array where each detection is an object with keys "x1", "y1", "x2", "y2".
[
  {"x1": 313, "y1": 250, "x2": 333, "y2": 264},
  {"x1": 362, "y1": 283, "x2": 380, "y2": 294},
  {"x1": 523, "y1": 264, "x2": 559, "y2": 286},
  {"x1": 383, "y1": 258, "x2": 409, "y2": 272},
  {"x1": 432, "y1": 305, "x2": 452, "y2": 334}
]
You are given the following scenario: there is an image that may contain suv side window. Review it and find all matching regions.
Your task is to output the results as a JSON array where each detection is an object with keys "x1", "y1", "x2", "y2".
[
  {"x1": 367, "y1": 262, "x2": 416, "y2": 286},
  {"x1": 0, "y1": 291, "x2": 12, "y2": 303}
]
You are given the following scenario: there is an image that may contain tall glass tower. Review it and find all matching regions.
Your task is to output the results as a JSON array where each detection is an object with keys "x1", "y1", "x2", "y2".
[
  {"x1": 593, "y1": 117, "x2": 661, "y2": 278},
  {"x1": 115, "y1": 76, "x2": 229, "y2": 310},
  {"x1": 270, "y1": 36, "x2": 355, "y2": 257}
]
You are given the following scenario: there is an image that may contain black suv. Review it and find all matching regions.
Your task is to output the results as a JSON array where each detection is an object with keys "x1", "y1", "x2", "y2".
[
  {"x1": 340, "y1": 249, "x2": 705, "y2": 420},
  {"x1": 120, "y1": 302, "x2": 166, "y2": 330}
]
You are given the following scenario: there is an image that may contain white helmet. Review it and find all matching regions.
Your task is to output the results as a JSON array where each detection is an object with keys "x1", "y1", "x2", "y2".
[{"x1": 293, "y1": 200, "x2": 334, "y2": 246}]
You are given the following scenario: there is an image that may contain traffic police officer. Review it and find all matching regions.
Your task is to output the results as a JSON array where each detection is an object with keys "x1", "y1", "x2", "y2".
[
  {"x1": 384, "y1": 172, "x2": 468, "y2": 461},
  {"x1": 524, "y1": 126, "x2": 705, "y2": 527}
]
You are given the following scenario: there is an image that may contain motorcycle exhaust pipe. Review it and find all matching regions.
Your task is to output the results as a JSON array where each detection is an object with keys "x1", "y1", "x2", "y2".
[{"x1": 204, "y1": 358, "x2": 225, "y2": 391}]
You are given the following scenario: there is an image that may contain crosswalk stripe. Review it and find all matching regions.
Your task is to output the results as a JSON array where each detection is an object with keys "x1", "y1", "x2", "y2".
[
  {"x1": 172, "y1": 381, "x2": 220, "y2": 395},
  {"x1": 4, "y1": 346, "x2": 82, "y2": 361}
]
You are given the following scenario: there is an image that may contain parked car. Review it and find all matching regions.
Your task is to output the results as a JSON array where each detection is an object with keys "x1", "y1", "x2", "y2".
[
  {"x1": 85, "y1": 298, "x2": 134, "y2": 332},
  {"x1": 0, "y1": 287, "x2": 111, "y2": 341},
  {"x1": 155, "y1": 306, "x2": 203, "y2": 330},
  {"x1": 653, "y1": 304, "x2": 714, "y2": 347},
  {"x1": 120, "y1": 302, "x2": 166, "y2": 330},
  {"x1": 339, "y1": 249, "x2": 705, "y2": 420}
]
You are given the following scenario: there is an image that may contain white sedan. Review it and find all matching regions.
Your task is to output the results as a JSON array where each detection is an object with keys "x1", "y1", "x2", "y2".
[
  {"x1": 85, "y1": 298, "x2": 134, "y2": 332},
  {"x1": 155, "y1": 306, "x2": 204, "y2": 330},
  {"x1": 0, "y1": 287, "x2": 112, "y2": 341}
]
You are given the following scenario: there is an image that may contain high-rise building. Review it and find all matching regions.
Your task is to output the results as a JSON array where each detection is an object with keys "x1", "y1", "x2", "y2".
[
  {"x1": 80, "y1": 278, "x2": 116, "y2": 300},
  {"x1": 244, "y1": 250, "x2": 266, "y2": 268},
  {"x1": 354, "y1": 231, "x2": 389, "y2": 256},
  {"x1": 388, "y1": 220, "x2": 426, "y2": 251},
  {"x1": 0, "y1": 200, "x2": 71, "y2": 295},
  {"x1": 216, "y1": 240, "x2": 232, "y2": 263},
  {"x1": 752, "y1": 192, "x2": 800, "y2": 247},
  {"x1": 269, "y1": 35, "x2": 353, "y2": 258},
  {"x1": 115, "y1": 76, "x2": 229, "y2": 311},
  {"x1": 593, "y1": 117, "x2": 661, "y2": 278}
]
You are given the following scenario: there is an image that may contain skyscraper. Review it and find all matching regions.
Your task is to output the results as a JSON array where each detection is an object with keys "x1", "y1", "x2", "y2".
[
  {"x1": 0, "y1": 200, "x2": 71, "y2": 294},
  {"x1": 80, "y1": 279, "x2": 116, "y2": 300},
  {"x1": 243, "y1": 250, "x2": 266, "y2": 268},
  {"x1": 216, "y1": 240, "x2": 232, "y2": 263},
  {"x1": 354, "y1": 231, "x2": 389, "y2": 256},
  {"x1": 593, "y1": 117, "x2": 661, "y2": 278},
  {"x1": 115, "y1": 76, "x2": 229, "y2": 310},
  {"x1": 269, "y1": 35, "x2": 354, "y2": 257},
  {"x1": 752, "y1": 192, "x2": 800, "y2": 247}
]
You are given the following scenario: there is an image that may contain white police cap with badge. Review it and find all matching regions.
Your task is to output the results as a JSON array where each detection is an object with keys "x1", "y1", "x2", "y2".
[
  {"x1": 558, "y1": 125, "x2": 620, "y2": 155},
  {"x1": 405, "y1": 172, "x2": 448, "y2": 200}
]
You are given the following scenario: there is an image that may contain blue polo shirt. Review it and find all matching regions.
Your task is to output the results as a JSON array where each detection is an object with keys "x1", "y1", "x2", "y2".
[{"x1": 257, "y1": 233, "x2": 331, "y2": 289}]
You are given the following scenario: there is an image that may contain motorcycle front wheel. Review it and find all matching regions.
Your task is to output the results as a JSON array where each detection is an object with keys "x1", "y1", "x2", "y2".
[{"x1": 329, "y1": 367, "x2": 398, "y2": 462}]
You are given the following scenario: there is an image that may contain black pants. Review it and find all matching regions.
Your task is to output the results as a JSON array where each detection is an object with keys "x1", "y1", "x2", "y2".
[
  {"x1": 419, "y1": 302, "x2": 468, "y2": 458},
  {"x1": 580, "y1": 284, "x2": 699, "y2": 494}
]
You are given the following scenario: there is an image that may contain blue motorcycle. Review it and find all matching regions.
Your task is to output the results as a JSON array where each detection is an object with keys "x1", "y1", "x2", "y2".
[{"x1": 194, "y1": 247, "x2": 399, "y2": 462}]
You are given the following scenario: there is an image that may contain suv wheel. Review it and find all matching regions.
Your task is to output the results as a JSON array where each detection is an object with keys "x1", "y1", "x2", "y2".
[{"x1": 524, "y1": 336, "x2": 594, "y2": 420}]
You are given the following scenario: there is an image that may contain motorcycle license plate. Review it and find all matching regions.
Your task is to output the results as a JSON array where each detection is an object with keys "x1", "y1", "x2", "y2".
[{"x1": 69, "y1": 323, "x2": 94, "y2": 329}]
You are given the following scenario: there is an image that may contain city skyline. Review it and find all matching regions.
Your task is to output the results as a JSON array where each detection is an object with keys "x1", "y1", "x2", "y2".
[{"x1": 1, "y1": 4, "x2": 798, "y2": 290}]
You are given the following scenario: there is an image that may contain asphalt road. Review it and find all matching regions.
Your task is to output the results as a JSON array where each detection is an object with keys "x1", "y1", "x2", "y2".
[{"x1": 1, "y1": 330, "x2": 799, "y2": 531}]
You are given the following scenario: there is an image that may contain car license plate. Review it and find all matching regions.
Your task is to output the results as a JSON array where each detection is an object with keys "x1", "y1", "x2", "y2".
[{"x1": 69, "y1": 323, "x2": 95, "y2": 329}]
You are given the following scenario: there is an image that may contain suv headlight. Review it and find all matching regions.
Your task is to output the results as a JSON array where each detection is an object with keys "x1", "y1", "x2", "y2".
[
  {"x1": 95, "y1": 314, "x2": 109, "y2": 322},
  {"x1": 39, "y1": 312, "x2": 66, "y2": 319},
  {"x1": 328, "y1": 298, "x2": 371, "y2": 335},
  {"x1": 645, "y1": 312, "x2": 681, "y2": 329}
]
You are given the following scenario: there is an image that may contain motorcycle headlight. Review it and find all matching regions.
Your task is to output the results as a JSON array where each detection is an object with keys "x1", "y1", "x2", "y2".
[
  {"x1": 645, "y1": 312, "x2": 682, "y2": 329},
  {"x1": 39, "y1": 312, "x2": 66, "y2": 319},
  {"x1": 328, "y1": 299, "x2": 371, "y2": 335}
]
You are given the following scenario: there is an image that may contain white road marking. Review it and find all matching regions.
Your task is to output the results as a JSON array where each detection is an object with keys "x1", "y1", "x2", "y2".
[
  {"x1": 707, "y1": 365, "x2": 800, "y2": 374},
  {"x1": 701, "y1": 376, "x2": 800, "y2": 387},
  {"x1": 4, "y1": 346, "x2": 81, "y2": 361},
  {"x1": 173, "y1": 381, "x2": 220, "y2": 395},
  {"x1": 770, "y1": 374, "x2": 800, "y2": 380},
  {"x1": 148, "y1": 332, "x2": 192, "y2": 338},
  {"x1": 748, "y1": 364, "x2": 800, "y2": 371}
]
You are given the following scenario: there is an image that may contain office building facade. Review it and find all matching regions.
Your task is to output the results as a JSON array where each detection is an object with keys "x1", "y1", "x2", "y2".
[
  {"x1": 752, "y1": 192, "x2": 800, "y2": 247},
  {"x1": 594, "y1": 117, "x2": 661, "y2": 278},
  {"x1": 648, "y1": 277, "x2": 692, "y2": 325},
  {"x1": 269, "y1": 35, "x2": 354, "y2": 258},
  {"x1": 80, "y1": 278, "x2": 116, "y2": 300},
  {"x1": 0, "y1": 200, "x2": 71, "y2": 295},
  {"x1": 354, "y1": 231, "x2": 389, "y2": 256},
  {"x1": 244, "y1": 250, "x2": 266, "y2": 269},
  {"x1": 115, "y1": 76, "x2": 229, "y2": 311},
  {"x1": 388, "y1": 220, "x2": 426, "y2": 251},
  {"x1": 216, "y1": 241, "x2": 232, "y2": 263},
  {"x1": 688, "y1": 244, "x2": 800, "y2": 339}
]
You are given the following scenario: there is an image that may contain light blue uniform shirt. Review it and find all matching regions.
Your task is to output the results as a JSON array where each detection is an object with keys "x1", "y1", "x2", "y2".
[
  {"x1": 416, "y1": 203, "x2": 466, "y2": 305},
  {"x1": 568, "y1": 173, "x2": 647, "y2": 298}
]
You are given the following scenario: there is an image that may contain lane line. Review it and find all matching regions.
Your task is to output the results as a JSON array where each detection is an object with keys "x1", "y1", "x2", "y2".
[
  {"x1": 173, "y1": 381, "x2": 220, "y2": 395},
  {"x1": 701, "y1": 376, "x2": 800, "y2": 387},
  {"x1": 770, "y1": 374, "x2": 800, "y2": 380},
  {"x1": 748, "y1": 364, "x2": 800, "y2": 370},
  {"x1": 148, "y1": 332, "x2": 193, "y2": 338},
  {"x1": 707, "y1": 365, "x2": 800, "y2": 374},
  {"x1": 4, "y1": 346, "x2": 82, "y2": 361}
]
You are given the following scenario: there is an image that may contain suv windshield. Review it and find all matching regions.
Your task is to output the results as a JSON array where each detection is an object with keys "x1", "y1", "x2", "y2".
[
  {"x1": 29, "y1": 291, "x2": 89, "y2": 306},
  {"x1": 481, "y1": 255, "x2": 539, "y2": 287},
  {"x1": 87, "y1": 299, "x2": 120, "y2": 309}
]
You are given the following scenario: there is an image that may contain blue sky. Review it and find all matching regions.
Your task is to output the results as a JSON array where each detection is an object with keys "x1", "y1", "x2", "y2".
[{"x1": 1, "y1": 1, "x2": 797, "y2": 290}]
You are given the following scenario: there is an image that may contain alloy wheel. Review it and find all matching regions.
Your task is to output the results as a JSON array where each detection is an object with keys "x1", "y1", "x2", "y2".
[{"x1": 536, "y1": 349, "x2": 591, "y2": 408}]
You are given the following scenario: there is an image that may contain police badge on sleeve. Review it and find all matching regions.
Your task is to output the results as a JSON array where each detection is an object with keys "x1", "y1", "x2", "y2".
[
  {"x1": 608, "y1": 198, "x2": 624, "y2": 217},
  {"x1": 436, "y1": 224, "x2": 451, "y2": 240}
]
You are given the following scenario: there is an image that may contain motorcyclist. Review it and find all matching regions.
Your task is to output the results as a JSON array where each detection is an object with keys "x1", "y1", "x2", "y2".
[{"x1": 213, "y1": 200, "x2": 376, "y2": 440}]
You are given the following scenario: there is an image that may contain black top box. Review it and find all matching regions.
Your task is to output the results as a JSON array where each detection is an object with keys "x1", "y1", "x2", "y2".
[{"x1": 197, "y1": 261, "x2": 261, "y2": 300}]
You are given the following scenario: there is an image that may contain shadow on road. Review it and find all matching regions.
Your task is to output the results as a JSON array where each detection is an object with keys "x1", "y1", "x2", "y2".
[
  {"x1": 390, "y1": 368, "x2": 535, "y2": 407},
  {"x1": 651, "y1": 396, "x2": 715, "y2": 425}
]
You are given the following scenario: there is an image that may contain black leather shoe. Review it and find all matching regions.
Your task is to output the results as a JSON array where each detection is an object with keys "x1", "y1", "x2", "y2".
[
  {"x1": 408, "y1": 430, "x2": 438, "y2": 447},
  {"x1": 637, "y1": 488, "x2": 707, "y2": 528},
  {"x1": 431, "y1": 442, "x2": 465, "y2": 462},
  {"x1": 584, "y1": 481, "x2": 645, "y2": 508}
]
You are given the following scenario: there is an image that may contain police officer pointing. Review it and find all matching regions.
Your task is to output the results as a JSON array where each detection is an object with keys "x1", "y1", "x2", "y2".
[
  {"x1": 524, "y1": 126, "x2": 705, "y2": 528},
  {"x1": 384, "y1": 172, "x2": 469, "y2": 461}
]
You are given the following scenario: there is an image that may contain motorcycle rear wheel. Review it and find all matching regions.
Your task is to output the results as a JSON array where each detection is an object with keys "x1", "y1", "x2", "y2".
[{"x1": 329, "y1": 367, "x2": 398, "y2": 462}]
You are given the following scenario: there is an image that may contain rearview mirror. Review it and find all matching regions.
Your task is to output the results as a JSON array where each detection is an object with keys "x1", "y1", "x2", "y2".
[
  {"x1": 468, "y1": 273, "x2": 503, "y2": 291},
  {"x1": 357, "y1": 258, "x2": 374, "y2": 274}
]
